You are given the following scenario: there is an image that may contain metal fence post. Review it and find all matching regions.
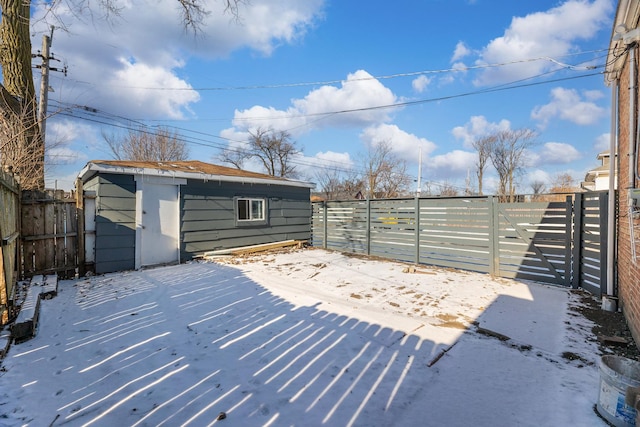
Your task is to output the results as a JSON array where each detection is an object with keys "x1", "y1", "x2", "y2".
[
  {"x1": 366, "y1": 198, "x2": 371, "y2": 255},
  {"x1": 571, "y1": 193, "x2": 583, "y2": 289},
  {"x1": 563, "y1": 195, "x2": 573, "y2": 288},
  {"x1": 489, "y1": 196, "x2": 499, "y2": 277},
  {"x1": 322, "y1": 201, "x2": 328, "y2": 249},
  {"x1": 414, "y1": 196, "x2": 420, "y2": 264}
]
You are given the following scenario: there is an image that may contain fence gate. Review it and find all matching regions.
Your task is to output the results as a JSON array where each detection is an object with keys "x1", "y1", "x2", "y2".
[
  {"x1": 20, "y1": 190, "x2": 78, "y2": 279},
  {"x1": 494, "y1": 197, "x2": 572, "y2": 286},
  {"x1": 572, "y1": 192, "x2": 608, "y2": 295}
]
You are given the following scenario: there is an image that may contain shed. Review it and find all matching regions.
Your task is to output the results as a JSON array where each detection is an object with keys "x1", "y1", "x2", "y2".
[{"x1": 77, "y1": 160, "x2": 314, "y2": 274}]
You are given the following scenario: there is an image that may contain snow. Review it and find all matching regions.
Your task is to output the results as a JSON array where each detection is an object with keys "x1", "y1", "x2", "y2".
[{"x1": 0, "y1": 248, "x2": 610, "y2": 426}]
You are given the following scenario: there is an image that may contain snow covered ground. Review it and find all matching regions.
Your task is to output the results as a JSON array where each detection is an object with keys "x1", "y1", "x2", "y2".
[{"x1": 0, "y1": 248, "x2": 610, "y2": 426}]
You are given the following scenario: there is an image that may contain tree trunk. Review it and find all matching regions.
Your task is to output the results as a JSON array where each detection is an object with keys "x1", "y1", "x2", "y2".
[
  {"x1": 0, "y1": 0, "x2": 35, "y2": 101},
  {"x1": 0, "y1": 0, "x2": 45, "y2": 190}
]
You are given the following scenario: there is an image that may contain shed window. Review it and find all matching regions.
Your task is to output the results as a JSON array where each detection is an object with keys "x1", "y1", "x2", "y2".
[{"x1": 237, "y1": 198, "x2": 265, "y2": 222}]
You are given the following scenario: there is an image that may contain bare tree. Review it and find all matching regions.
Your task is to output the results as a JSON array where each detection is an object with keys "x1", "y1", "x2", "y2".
[
  {"x1": 549, "y1": 172, "x2": 576, "y2": 193},
  {"x1": 251, "y1": 128, "x2": 299, "y2": 178},
  {"x1": 438, "y1": 182, "x2": 459, "y2": 197},
  {"x1": 314, "y1": 168, "x2": 365, "y2": 200},
  {"x1": 103, "y1": 127, "x2": 189, "y2": 161},
  {"x1": 361, "y1": 140, "x2": 411, "y2": 199},
  {"x1": 489, "y1": 129, "x2": 537, "y2": 202},
  {"x1": 218, "y1": 142, "x2": 250, "y2": 170},
  {"x1": 0, "y1": 97, "x2": 44, "y2": 189},
  {"x1": 472, "y1": 134, "x2": 496, "y2": 196},
  {"x1": 0, "y1": 0, "x2": 242, "y2": 188},
  {"x1": 530, "y1": 180, "x2": 546, "y2": 201},
  {"x1": 314, "y1": 168, "x2": 342, "y2": 200},
  {"x1": 219, "y1": 127, "x2": 301, "y2": 178}
]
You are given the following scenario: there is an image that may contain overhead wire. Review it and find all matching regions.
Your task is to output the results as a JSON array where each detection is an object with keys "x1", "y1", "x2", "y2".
[
  {"x1": 45, "y1": 52, "x2": 609, "y2": 183},
  {"x1": 60, "y1": 48, "x2": 608, "y2": 92}
]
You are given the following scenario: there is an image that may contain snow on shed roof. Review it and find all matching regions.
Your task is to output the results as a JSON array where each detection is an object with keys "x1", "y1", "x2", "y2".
[{"x1": 78, "y1": 160, "x2": 315, "y2": 189}]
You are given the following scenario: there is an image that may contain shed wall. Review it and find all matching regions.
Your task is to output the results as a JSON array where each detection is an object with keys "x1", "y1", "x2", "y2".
[
  {"x1": 180, "y1": 179, "x2": 311, "y2": 258},
  {"x1": 90, "y1": 173, "x2": 136, "y2": 274}
]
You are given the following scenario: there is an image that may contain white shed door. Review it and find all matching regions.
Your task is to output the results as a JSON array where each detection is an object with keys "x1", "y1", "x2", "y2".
[{"x1": 139, "y1": 181, "x2": 180, "y2": 267}]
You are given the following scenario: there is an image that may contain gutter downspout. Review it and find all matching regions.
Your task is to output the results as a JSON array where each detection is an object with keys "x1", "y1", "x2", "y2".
[
  {"x1": 605, "y1": 80, "x2": 618, "y2": 310},
  {"x1": 631, "y1": 44, "x2": 637, "y2": 194}
]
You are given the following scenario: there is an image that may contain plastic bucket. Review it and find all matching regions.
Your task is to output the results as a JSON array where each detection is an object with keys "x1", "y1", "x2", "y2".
[{"x1": 597, "y1": 355, "x2": 640, "y2": 427}]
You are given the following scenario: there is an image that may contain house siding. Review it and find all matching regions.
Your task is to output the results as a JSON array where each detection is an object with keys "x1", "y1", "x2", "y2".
[
  {"x1": 615, "y1": 46, "x2": 640, "y2": 346},
  {"x1": 180, "y1": 179, "x2": 311, "y2": 259},
  {"x1": 92, "y1": 173, "x2": 136, "y2": 274}
]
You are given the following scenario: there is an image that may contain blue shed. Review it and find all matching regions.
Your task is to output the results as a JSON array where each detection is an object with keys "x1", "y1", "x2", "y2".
[{"x1": 77, "y1": 160, "x2": 314, "y2": 274}]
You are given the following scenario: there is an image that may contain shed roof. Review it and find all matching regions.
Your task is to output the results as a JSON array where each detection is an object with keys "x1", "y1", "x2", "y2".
[{"x1": 78, "y1": 160, "x2": 315, "y2": 189}]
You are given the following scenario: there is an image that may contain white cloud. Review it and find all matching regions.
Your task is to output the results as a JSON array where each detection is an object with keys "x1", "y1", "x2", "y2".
[
  {"x1": 429, "y1": 150, "x2": 477, "y2": 175},
  {"x1": 234, "y1": 1, "x2": 325, "y2": 55},
  {"x1": 231, "y1": 70, "x2": 399, "y2": 133},
  {"x1": 595, "y1": 133, "x2": 611, "y2": 152},
  {"x1": 231, "y1": 105, "x2": 308, "y2": 135},
  {"x1": 452, "y1": 115, "x2": 511, "y2": 147},
  {"x1": 452, "y1": 62, "x2": 469, "y2": 72},
  {"x1": 539, "y1": 142, "x2": 582, "y2": 164},
  {"x1": 584, "y1": 90, "x2": 605, "y2": 101},
  {"x1": 32, "y1": 0, "x2": 325, "y2": 119},
  {"x1": 47, "y1": 119, "x2": 98, "y2": 147},
  {"x1": 412, "y1": 75, "x2": 432, "y2": 93},
  {"x1": 526, "y1": 169, "x2": 552, "y2": 186},
  {"x1": 312, "y1": 151, "x2": 354, "y2": 169},
  {"x1": 109, "y1": 59, "x2": 200, "y2": 119},
  {"x1": 531, "y1": 87, "x2": 606, "y2": 127},
  {"x1": 360, "y1": 124, "x2": 437, "y2": 164},
  {"x1": 451, "y1": 41, "x2": 471, "y2": 62},
  {"x1": 293, "y1": 70, "x2": 398, "y2": 126},
  {"x1": 473, "y1": 0, "x2": 613, "y2": 85},
  {"x1": 45, "y1": 118, "x2": 106, "y2": 165}
]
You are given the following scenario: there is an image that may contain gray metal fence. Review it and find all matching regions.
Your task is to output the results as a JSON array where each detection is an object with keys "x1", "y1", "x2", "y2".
[{"x1": 311, "y1": 191, "x2": 608, "y2": 294}]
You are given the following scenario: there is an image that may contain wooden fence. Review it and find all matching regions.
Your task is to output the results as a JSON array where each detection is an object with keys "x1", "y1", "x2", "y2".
[
  {"x1": 21, "y1": 190, "x2": 78, "y2": 280},
  {"x1": 0, "y1": 170, "x2": 20, "y2": 324},
  {"x1": 312, "y1": 191, "x2": 609, "y2": 294}
]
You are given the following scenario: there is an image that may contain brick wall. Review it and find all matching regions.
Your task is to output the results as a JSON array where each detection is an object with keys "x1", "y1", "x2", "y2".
[{"x1": 616, "y1": 49, "x2": 640, "y2": 346}]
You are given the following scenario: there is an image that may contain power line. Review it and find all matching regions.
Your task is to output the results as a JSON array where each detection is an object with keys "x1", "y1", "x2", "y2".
[
  {"x1": 50, "y1": 49, "x2": 609, "y2": 93},
  {"x1": 46, "y1": 68, "x2": 604, "y2": 178},
  {"x1": 227, "y1": 71, "x2": 604, "y2": 124}
]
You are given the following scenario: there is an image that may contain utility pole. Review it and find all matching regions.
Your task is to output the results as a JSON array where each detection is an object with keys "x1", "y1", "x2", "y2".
[
  {"x1": 416, "y1": 146, "x2": 422, "y2": 197},
  {"x1": 37, "y1": 29, "x2": 52, "y2": 144}
]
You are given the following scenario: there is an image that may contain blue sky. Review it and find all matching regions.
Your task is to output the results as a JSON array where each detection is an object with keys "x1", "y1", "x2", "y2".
[{"x1": 33, "y1": 0, "x2": 615, "y2": 193}]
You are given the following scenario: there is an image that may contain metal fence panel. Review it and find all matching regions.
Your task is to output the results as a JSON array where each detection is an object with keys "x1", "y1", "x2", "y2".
[
  {"x1": 417, "y1": 198, "x2": 492, "y2": 273},
  {"x1": 312, "y1": 192, "x2": 608, "y2": 292}
]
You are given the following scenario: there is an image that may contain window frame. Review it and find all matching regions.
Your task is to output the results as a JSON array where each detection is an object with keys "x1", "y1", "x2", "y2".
[{"x1": 235, "y1": 197, "x2": 268, "y2": 226}]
